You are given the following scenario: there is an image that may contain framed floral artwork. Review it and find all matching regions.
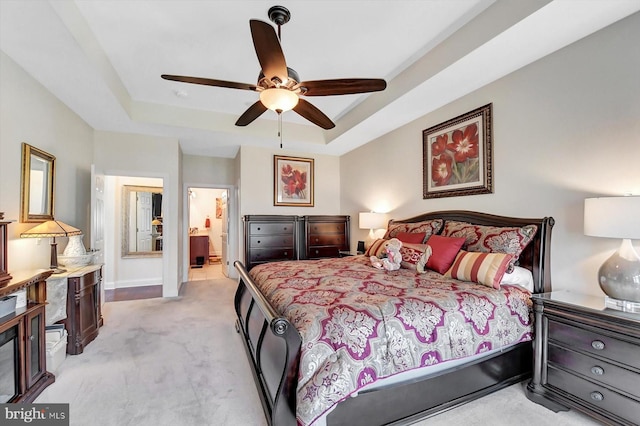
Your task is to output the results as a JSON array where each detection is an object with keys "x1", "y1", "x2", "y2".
[
  {"x1": 274, "y1": 155, "x2": 314, "y2": 206},
  {"x1": 423, "y1": 103, "x2": 493, "y2": 199}
]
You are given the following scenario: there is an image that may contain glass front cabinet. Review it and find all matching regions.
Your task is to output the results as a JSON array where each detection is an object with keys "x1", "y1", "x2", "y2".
[{"x1": 0, "y1": 271, "x2": 54, "y2": 402}]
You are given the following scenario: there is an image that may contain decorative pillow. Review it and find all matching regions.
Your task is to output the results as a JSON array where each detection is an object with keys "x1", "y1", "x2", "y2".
[
  {"x1": 440, "y1": 220, "x2": 538, "y2": 272},
  {"x1": 399, "y1": 243, "x2": 431, "y2": 272},
  {"x1": 446, "y1": 250, "x2": 514, "y2": 289},
  {"x1": 364, "y1": 239, "x2": 388, "y2": 258},
  {"x1": 383, "y1": 219, "x2": 443, "y2": 241},
  {"x1": 500, "y1": 266, "x2": 534, "y2": 292},
  {"x1": 424, "y1": 235, "x2": 466, "y2": 275},
  {"x1": 396, "y1": 231, "x2": 427, "y2": 244}
]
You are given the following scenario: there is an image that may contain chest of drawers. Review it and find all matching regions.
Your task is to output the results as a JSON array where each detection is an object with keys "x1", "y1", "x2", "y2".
[
  {"x1": 302, "y1": 215, "x2": 350, "y2": 259},
  {"x1": 244, "y1": 215, "x2": 298, "y2": 270},
  {"x1": 243, "y1": 215, "x2": 351, "y2": 269},
  {"x1": 526, "y1": 291, "x2": 640, "y2": 425}
]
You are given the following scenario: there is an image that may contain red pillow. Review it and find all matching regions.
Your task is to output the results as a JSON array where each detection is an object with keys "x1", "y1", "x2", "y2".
[
  {"x1": 425, "y1": 235, "x2": 466, "y2": 274},
  {"x1": 396, "y1": 232, "x2": 426, "y2": 244}
]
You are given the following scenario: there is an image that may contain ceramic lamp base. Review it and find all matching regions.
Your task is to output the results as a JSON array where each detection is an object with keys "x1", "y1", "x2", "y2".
[{"x1": 598, "y1": 239, "x2": 640, "y2": 303}]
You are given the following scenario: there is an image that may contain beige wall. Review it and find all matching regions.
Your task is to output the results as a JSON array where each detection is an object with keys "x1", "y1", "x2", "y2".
[
  {"x1": 94, "y1": 130, "x2": 183, "y2": 297},
  {"x1": 0, "y1": 52, "x2": 94, "y2": 272},
  {"x1": 341, "y1": 13, "x2": 640, "y2": 296},
  {"x1": 182, "y1": 154, "x2": 236, "y2": 186},
  {"x1": 239, "y1": 145, "x2": 341, "y2": 216}
]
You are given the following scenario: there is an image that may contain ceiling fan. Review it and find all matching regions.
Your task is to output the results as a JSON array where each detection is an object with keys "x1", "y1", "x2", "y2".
[{"x1": 161, "y1": 5, "x2": 387, "y2": 130}]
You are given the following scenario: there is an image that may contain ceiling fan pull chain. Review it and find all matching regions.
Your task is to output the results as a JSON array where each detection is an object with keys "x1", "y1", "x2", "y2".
[{"x1": 278, "y1": 112, "x2": 283, "y2": 148}]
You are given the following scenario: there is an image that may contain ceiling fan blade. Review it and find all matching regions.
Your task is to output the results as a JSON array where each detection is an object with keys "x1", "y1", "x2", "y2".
[
  {"x1": 161, "y1": 74, "x2": 257, "y2": 91},
  {"x1": 235, "y1": 101, "x2": 268, "y2": 126},
  {"x1": 297, "y1": 79, "x2": 387, "y2": 96},
  {"x1": 293, "y1": 99, "x2": 335, "y2": 129},
  {"x1": 249, "y1": 20, "x2": 288, "y2": 84}
]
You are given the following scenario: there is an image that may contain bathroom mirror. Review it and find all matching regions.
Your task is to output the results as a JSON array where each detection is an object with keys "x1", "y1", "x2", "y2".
[
  {"x1": 122, "y1": 185, "x2": 163, "y2": 258},
  {"x1": 20, "y1": 143, "x2": 55, "y2": 223}
]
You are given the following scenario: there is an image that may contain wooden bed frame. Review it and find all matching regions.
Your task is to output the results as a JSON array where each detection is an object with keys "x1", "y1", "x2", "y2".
[{"x1": 234, "y1": 210, "x2": 555, "y2": 426}]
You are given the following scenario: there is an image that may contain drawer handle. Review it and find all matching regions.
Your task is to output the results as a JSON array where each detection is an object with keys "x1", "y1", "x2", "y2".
[
  {"x1": 590, "y1": 391, "x2": 604, "y2": 401},
  {"x1": 591, "y1": 366, "x2": 604, "y2": 376},
  {"x1": 315, "y1": 250, "x2": 319, "y2": 254},
  {"x1": 591, "y1": 340, "x2": 605, "y2": 350},
  {"x1": 315, "y1": 238, "x2": 319, "y2": 242},
  {"x1": 284, "y1": 251, "x2": 288, "y2": 256},
  {"x1": 283, "y1": 227, "x2": 288, "y2": 231},
  {"x1": 257, "y1": 227, "x2": 261, "y2": 231},
  {"x1": 257, "y1": 240, "x2": 261, "y2": 244}
]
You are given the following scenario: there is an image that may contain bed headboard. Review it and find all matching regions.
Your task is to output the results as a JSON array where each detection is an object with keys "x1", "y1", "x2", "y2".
[{"x1": 392, "y1": 210, "x2": 555, "y2": 294}]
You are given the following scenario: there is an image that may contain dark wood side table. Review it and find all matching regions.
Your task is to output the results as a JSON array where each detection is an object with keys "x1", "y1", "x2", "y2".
[
  {"x1": 61, "y1": 264, "x2": 103, "y2": 355},
  {"x1": 526, "y1": 291, "x2": 640, "y2": 425}
]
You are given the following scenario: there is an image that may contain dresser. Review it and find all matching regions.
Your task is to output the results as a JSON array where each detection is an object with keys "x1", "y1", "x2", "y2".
[
  {"x1": 243, "y1": 215, "x2": 298, "y2": 270},
  {"x1": 526, "y1": 291, "x2": 640, "y2": 425},
  {"x1": 61, "y1": 264, "x2": 103, "y2": 355},
  {"x1": 0, "y1": 269, "x2": 55, "y2": 402},
  {"x1": 302, "y1": 215, "x2": 350, "y2": 260},
  {"x1": 243, "y1": 215, "x2": 351, "y2": 270}
]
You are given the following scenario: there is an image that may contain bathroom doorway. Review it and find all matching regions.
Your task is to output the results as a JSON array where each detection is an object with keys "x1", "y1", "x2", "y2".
[{"x1": 187, "y1": 187, "x2": 230, "y2": 281}]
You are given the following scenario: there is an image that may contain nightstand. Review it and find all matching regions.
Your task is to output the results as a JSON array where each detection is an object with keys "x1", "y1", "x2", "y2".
[{"x1": 526, "y1": 291, "x2": 640, "y2": 426}]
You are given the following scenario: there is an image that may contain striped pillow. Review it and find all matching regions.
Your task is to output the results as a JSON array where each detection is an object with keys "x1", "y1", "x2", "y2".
[
  {"x1": 365, "y1": 239, "x2": 388, "y2": 258},
  {"x1": 446, "y1": 250, "x2": 513, "y2": 289}
]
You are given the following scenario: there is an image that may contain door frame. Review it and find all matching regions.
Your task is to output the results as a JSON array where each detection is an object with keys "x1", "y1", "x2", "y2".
[{"x1": 182, "y1": 183, "x2": 238, "y2": 282}]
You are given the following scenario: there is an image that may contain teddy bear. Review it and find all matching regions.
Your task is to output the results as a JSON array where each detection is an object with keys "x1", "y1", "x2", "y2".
[{"x1": 370, "y1": 238, "x2": 403, "y2": 271}]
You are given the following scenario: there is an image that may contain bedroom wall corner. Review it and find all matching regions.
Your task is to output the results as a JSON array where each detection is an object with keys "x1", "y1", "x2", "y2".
[
  {"x1": 340, "y1": 12, "x2": 640, "y2": 297},
  {"x1": 0, "y1": 51, "x2": 94, "y2": 273}
]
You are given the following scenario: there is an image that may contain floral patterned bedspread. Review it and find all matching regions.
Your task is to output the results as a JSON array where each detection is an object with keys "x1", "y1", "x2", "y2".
[{"x1": 249, "y1": 256, "x2": 533, "y2": 426}]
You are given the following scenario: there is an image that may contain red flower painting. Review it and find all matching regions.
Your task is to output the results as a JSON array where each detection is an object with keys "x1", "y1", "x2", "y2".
[
  {"x1": 274, "y1": 155, "x2": 314, "y2": 206},
  {"x1": 423, "y1": 103, "x2": 492, "y2": 199},
  {"x1": 430, "y1": 122, "x2": 480, "y2": 187},
  {"x1": 281, "y1": 163, "x2": 307, "y2": 198}
]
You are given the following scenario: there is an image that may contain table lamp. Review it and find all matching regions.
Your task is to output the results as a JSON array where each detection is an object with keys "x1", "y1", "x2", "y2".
[
  {"x1": 21, "y1": 220, "x2": 82, "y2": 273},
  {"x1": 359, "y1": 212, "x2": 388, "y2": 248},
  {"x1": 584, "y1": 196, "x2": 640, "y2": 308}
]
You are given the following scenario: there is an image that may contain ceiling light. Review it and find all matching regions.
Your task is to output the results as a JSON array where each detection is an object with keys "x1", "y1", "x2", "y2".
[{"x1": 259, "y1": 88, "x2": 299, "y2": 112}]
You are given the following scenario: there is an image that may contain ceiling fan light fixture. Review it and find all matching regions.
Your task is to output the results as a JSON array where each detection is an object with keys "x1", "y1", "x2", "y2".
[{"x1": 260, "y1": 87, "x2": 298, "y2": 112}]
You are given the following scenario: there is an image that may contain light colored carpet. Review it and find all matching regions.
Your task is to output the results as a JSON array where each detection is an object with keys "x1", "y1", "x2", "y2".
[{"x1": 36, "y1": 278, "x2": 597, "y2": 426}]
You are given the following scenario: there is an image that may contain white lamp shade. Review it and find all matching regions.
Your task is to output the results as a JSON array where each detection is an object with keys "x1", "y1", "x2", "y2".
[
  {"x1": 259, "y1": 88, "x2": 299, "y2": 112},
  {"x1": 359, "y1": 212, "x2": 388, "y2": 230},
  {"x1": 584, "y1": 196, "x2": 640, "y2": 239}
]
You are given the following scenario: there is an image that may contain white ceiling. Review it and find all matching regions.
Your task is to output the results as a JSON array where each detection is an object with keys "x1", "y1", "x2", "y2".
[{"x1": 1, "y1": 1, "x2": 638, "y2": 158}]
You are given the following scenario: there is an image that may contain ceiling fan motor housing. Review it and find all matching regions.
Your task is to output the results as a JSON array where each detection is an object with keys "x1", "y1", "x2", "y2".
[
  {"x1": 258, "y1": 67, "x2": 300, "y2": 89},
  {"x1": 268, "y1": 5, "x2": 291, "y2": 26}
]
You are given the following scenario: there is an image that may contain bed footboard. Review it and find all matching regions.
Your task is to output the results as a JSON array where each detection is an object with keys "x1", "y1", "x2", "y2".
[{"x1": 234, "y1": 260, "x2": 301, "y2": 426}]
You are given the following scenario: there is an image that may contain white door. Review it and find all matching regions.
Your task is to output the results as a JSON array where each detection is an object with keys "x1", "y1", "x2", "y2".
[
  {"x1": 90, "y1": 164, "x2": 105, "y2": 263},
  {"x1": 220, "y1": 190, "x2": 229, "y2": 277},
  {"x1": 136, "y1": 192, "x2": 153, "y2": 251}
]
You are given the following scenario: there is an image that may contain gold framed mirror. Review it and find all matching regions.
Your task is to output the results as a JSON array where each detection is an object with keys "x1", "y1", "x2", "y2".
[
  {"x1": 20, "y1": 143, "x2": 55, "y2": 223},
  {"x1": 122, "y1": 185, "x2": 163, "y2": 258}
]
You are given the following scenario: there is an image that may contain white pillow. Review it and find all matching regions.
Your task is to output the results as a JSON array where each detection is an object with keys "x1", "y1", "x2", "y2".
[{"x1": 500, "y1": 266, "x2": 534, "y2": 292}]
